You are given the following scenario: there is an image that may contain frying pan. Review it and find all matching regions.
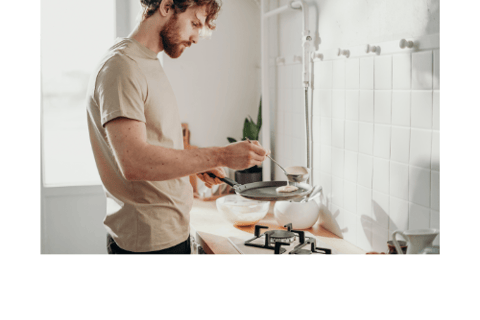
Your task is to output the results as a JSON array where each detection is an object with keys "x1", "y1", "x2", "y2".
[{"x1": 207, "y1": 173, "x2": 312, "y2": 201}]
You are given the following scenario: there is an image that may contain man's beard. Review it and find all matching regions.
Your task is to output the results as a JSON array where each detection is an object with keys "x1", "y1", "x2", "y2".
[{"x1": 160, "y1": 14, "x2": 191, "y2": 59}]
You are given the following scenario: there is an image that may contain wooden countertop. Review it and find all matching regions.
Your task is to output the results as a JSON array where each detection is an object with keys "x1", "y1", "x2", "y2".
[{"x1": 189, "y1": 198, "x2": 366, "y2": 254}]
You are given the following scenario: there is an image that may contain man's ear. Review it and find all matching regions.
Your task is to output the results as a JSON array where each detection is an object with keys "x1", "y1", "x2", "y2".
[{"x1": 159, "y1": 0, "x2": 174, "y2": 17}]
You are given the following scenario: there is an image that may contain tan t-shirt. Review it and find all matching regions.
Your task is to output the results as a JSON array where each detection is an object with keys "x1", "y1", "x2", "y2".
[{"x1": 86, "y1": 37, "x2": 193, "y2": 252}]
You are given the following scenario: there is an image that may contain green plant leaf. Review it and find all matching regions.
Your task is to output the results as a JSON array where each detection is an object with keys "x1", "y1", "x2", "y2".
[
  {"x1": 244, "y1": 120, "x2": 259, "y2": 141},
  {"x1": 257, "y1": 97, "x2": 262, "y2": 130},
  {"x1": 227, "y1": 137, "x2": 237, "y2": 143},
  {"x1": 242, "y1": 117, "x2": 250, "y2": 140}
]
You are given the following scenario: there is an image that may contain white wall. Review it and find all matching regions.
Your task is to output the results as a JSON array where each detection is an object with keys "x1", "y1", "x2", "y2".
[
  {"x1": 162, "y1": 0, "x2": 262, "y2": 148},
  {"x1": 270, "y1": 0, "x2": 440, "y2": 252},
  {"x1": 42, "y1": 186, "x2": 107, "y2": 254}
]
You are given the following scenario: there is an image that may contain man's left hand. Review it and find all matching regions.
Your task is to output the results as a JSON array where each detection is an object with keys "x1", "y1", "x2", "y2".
[{"x1": 197, "y1": 167, "x2": 226, "y2": 188}]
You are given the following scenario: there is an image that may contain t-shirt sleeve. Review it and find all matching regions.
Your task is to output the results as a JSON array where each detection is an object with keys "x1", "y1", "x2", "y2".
[{"x1": 95, "y1": 54, "x2": 147, "y2": 127}]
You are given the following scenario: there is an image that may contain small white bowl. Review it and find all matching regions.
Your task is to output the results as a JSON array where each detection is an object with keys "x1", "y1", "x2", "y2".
[
  {"x1": 273, "y1": 200, "x2": 320, "y2": 229},
  {"x1": 216, "y1": 195, "x2": 270, "y2": 227}
]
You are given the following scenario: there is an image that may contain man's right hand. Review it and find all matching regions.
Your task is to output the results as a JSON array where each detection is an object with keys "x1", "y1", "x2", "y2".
[{"x1": 221, "y1": 140, "x2": 268, "y2": 170}]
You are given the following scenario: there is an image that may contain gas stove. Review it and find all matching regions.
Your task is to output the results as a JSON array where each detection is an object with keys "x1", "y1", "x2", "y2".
[{"x1": 228, "y1": 223, "x2": 334, "y2": 254}]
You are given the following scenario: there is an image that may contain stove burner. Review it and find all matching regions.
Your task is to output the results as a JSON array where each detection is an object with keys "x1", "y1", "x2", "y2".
[
  {"x1": 266, "y1": 230, "x2": 296, "y2": 239},
  {"x1": 244, "y1": 223, "x2": 332, "y2": 254}
]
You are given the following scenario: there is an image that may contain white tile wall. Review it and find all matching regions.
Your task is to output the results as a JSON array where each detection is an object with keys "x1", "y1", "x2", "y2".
[
  {"x1": 375, "y1": 55, "x2": 392, "y2": 90},
  {"x1": 320, "y1": 117, "x2": 332, "y2": 146},
  {"x1": 359, "y1": 90, "x2": 374, "y2": 122},
  {"x1": 333, "y1": 60, "x2": 346, "y2": 89},
  {"x1": 346, "y1": 59, "x2": 360, "y2": 89},
  {"x1": 432, "y1": 131, "x2": 440, "y2": 171},
  {"x1": 374, "y1": 124, "x2": 391, "y2": 159},
  {"x1": 332, "y1": 90, "x2": 346, "y2": 119},
  {"x1": 371, "y1": 224, "x2": 389, "y2": 253},
  {"x1": 332, "y1": 147, "x2": 345, "y2": 178},
  {"x1": 274, "y1": 46, "x2": 439, "y2": 252},
  {"x1": 410, "y1": 129, "x2": 432, "y2": 168},
  {"x1": 391, "y1": 126, "x2": 410, "y2": 163},
  {"x1": 375, "y1": 91, "x2": 392, "y2": 124},
  {"x1": 430, "y1": 209, "x2": 440, "y2": 246},
  {"x1": 372, "y1": 191, "x2": 389, "y2": 229},
  {"x1": 409, "y1": 166, "x2": 431, "y2": 208},
  {"x1": 316, "y1": 90, "x2": 332, "y2": 118},
  {"x1": 332, "y1": 119, "x2": 345, "y2": 149},
  {"x1": 412, "y1": 51, "x2": 433, "y2": 90},
  {"x1": 357, "y1": 215, "x2": 373, "y2": 251},
  {"x1": 390, "y1": 162, "x2": 409, "y2": 200},
  {"x1": 389, "y1": 196, "x2": 409, "y2": 231},
  {"x1": 433, "y1": 91, "x2": 439, "y2": 130},
  {"x1": 357, "y1": 185, "x2": 372, "y2": 218},
  {"x1": 359, "y1": 122, "x2": 374, "y2": 154},
  {"x1": 332, "y1": 176, "x2": 344, "y2": 207},
  {"x1": 360, "y1": 57, "x2": 374, "y2": 90},
  {"x1": 345, "y1": 121, "x2": 359, "y2": 152},
  {"x1": 315, "y1": 60, "x2": 333, "y2": 89},
  {"x1": 346, "y1": 90, "x2": 359, "y2": 121},
  {"x1": 357, "y1": 153, "x2": 373, "y2": 188},
  {"x1": 342, "y1": 210, "x2": 357, "y2": 244},
  {"x1": 433, "y1": 50, "x2": 440, "y2": 90},
  {"x1": 393, "y1": 54, "x2": 411, "y2": 90},
  {"x1": 392, "y1": 91, "x2": 411, "y2": 127},
  {"x1": 344, "y1": 150, "x2": 358, "y2": 183},
  {"x1": 409, "y1": 203, "x2": 431, "y2": 230},
  {"x1": 373, "y1": 158, "x2": 390, "y2": 195},
  {"x1": 411, "y1": 91, "x2": 433, "y2": 129},
  {"x1": 344, "y1": 180, "x2": 357, "y2": 213},
  {"x1": 431, "y1": 170, "x2": 440, "y2": 211}
]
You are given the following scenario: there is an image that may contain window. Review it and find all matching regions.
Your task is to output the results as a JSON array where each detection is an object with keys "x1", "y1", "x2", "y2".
[{"x1": 41, "y1": 0, "x2": 115, "y2": 186}]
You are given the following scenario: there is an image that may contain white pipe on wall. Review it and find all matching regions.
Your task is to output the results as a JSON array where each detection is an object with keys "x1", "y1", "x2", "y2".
[
  {"x1": 261, "y1": 0, "x2": 313, "y2": 183},
  {"x1": 260, "y1": 0, "x2": 271, "y2": 181}
]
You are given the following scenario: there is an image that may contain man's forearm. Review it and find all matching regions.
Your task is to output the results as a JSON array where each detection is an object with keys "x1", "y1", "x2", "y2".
[
  {"x1": 105, "y1": 118, "x2": 264, "y2": 181},
  {"x1": 124, "y1": 145, "x2": 225, "y2": 181}
]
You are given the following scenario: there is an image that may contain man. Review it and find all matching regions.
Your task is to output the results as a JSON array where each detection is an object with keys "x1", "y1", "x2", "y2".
[{"x1": 86, "y1": 0, "x2": 268, "y2": 254}]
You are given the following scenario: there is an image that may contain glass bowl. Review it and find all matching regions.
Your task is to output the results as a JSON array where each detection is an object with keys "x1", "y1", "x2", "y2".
[{"x1": 216, "y1": 195, "x2": 270, "y2": 227}]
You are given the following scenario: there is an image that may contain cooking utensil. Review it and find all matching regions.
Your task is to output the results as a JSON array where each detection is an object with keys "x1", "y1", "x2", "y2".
[
  {"x1": 284, "y1": 166, "x2": 310, "y2": 183},
  {"x1": 207, "y1": 173, "x2": 312, "y2": 201},
  {"x1": 245, "y1": 138, "x2": 310, "y2": 183},
  {"x1": 266, "y1": 154, "x2": 289, "y2": 177}
]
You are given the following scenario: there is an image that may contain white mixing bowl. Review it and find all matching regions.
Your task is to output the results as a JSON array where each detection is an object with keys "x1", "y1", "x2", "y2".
[
  {"x1": 273, "y1": 200, "x2": 320, "y2": 229},
  {"x1": 216, "y1": 195, "x2": 270, "y2": 226}
]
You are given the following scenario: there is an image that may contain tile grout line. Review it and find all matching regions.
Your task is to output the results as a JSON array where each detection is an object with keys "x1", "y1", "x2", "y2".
[
  {"x1": 429, "y1": 50, "x2": 434, "y2": 227},
  {"x1": 406, "y1": 51, "x2": 413, "y2": 230}
]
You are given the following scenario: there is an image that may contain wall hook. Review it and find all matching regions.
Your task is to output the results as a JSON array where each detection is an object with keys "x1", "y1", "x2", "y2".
[
  {"x1": 337, "y1": 49, "x2": 349, "y2": 58},
  {"x1": 276, "y1": 57, "x2": 285, "y2": 65},
  {"x1": 311, "y1": 52, "x2": 323, "y2": 60},
  {"x1": 399, "y1": 39, "x2": 414, "y2": 49},
  {"x1": 293, "y1": 55, "x2": 302, "y2": 63},
  {"x1": 366, "y1": 45, "x2": 381, "y2": 55}
]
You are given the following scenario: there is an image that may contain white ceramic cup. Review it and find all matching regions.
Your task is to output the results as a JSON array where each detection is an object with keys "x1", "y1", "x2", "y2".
[{"x1": 392, "y1": 229, "x2": 439, "y2": 254}]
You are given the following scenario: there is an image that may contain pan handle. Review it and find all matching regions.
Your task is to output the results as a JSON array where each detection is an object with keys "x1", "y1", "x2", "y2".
[{"x1": 206, "y1": 172, "x2": 240, "y2": 187}]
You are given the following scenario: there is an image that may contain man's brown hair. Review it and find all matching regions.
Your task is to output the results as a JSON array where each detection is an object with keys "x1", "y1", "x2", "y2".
[{"x1": 140, "y1": 0, "x2": 222, "y2": 30}]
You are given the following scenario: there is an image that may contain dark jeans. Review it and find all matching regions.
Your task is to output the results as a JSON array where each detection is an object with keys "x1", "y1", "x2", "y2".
[{"x1": 107, "y1": 234, "x2": 191, "y2": 254}]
